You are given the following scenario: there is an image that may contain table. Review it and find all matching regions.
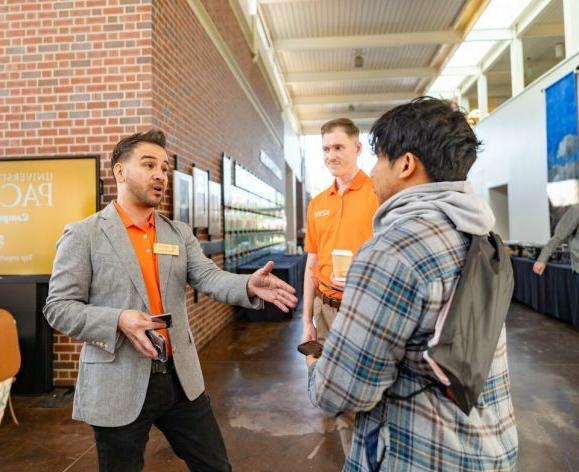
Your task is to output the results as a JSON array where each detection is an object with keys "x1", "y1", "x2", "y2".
[
  {"x1": 511, "y1": 256, "x2": 579, "y2": 328},
  {"x1": 237, "y1": 253, "x2": 307, "y2": 321}
]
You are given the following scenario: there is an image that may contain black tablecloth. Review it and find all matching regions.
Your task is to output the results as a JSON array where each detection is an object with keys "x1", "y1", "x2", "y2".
[
  {"x1": 237, "y1": 253, "x2": 307, "y2": 321},
  {"x1": 511, "y1": 256, "x2": 579, "y2": 327}
]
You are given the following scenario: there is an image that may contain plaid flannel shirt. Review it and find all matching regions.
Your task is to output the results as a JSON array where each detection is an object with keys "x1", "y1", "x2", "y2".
[{"x1": 308, "y1": 215, "x2": 518, "y2": 471}]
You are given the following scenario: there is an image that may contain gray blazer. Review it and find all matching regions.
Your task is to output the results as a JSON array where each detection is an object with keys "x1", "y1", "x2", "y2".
[{"x1": 44, "y1": 202, "x2": 261, "y2": 427}]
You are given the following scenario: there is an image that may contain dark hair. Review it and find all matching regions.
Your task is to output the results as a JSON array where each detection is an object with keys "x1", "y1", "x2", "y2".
[
  {"x1": 111, "y1": 129, "x2": 167, "y2": 169},
  {"x1": 321, "y1": 118, "x2": 360, "y2": 138},
  {"x1": 369, "y1": 97, "x2": 481, "y2": 181}
]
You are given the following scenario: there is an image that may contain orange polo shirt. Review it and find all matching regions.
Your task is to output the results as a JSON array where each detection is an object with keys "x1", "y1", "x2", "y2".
[
  {"x1": 305, "y1": 170, "x2": 379, "y2": 299},
  {"x1": 114, "y1": 201, "x2": 172, "y2": 357}
]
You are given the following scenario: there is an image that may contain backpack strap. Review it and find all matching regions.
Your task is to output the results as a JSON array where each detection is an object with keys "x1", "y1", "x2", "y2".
[{"x1": 385, "y1": 380, "x2": 439, "y2": 401}]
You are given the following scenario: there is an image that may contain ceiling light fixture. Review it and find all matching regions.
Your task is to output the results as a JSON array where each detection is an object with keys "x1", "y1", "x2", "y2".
[{"x1": 354, "y1": 49, "x2": 364, "y2": 68}]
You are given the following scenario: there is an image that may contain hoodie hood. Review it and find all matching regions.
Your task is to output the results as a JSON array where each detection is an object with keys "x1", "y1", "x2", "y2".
[{"x1": 373, "y1": 181, "x2": 495, "y2": 236}]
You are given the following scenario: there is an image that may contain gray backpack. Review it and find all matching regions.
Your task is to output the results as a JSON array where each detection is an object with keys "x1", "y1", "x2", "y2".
[{"x1": 388, "y1": 232, "x2": 514, "y2": 415}]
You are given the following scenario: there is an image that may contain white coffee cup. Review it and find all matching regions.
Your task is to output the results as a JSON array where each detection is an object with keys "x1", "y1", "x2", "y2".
[{"x1": 331, "y1": 249, "x2": 353, "y2": 282}]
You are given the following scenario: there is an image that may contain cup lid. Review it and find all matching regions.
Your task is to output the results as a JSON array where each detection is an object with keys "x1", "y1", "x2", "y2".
[{"x1": 331, "y1": 249, "x2": 353, "y2": 256}]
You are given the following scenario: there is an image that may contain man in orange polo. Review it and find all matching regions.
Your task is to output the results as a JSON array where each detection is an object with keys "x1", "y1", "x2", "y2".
[
  {"x1": 302, "y1": 118, "x2": 378, "y2": 455},
  {"x1": 44, "y1": 129, "x2": 297, "y2": 472}
]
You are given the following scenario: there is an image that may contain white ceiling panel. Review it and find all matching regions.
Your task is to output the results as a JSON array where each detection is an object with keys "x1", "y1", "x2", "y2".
[{"x1": 260, "y1": 0, "x2": 467, "y2": 39}]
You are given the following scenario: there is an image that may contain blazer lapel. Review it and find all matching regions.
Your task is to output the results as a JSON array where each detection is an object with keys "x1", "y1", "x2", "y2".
[
  {"x1": 154, "y1": 213, "x2": 176, "y2": 308},
  {"x1": 98, "y1": 203, "x2": 150, "y2": 312}
]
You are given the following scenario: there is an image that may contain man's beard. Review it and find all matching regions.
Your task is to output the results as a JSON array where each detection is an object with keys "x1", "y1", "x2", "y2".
[{"x1": 126, "y1": 177, "x2": 164, "y2": 208}]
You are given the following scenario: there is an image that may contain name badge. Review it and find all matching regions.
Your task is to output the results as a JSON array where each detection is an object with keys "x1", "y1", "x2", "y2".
[
  {"x1": 314, "y1": 209, "x2": 330, "y2": 218},
  {"x1": 153, "y1": 243, "x2": 179, "y2": 256}
]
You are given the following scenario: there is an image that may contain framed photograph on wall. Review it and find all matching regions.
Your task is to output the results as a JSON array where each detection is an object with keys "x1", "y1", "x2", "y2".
[
  {"x1": 192, "y1": 167, "x2": 209, "y2": 228},
  {"x1": 208, "y1": 180, "x2": 222, "y2": 236},
  {"x1": 222, "y1": 153, "x2": 232, "y2": 207},
  {"x1": 172, "y1": 170, "x2": 193, "y2": 226}
]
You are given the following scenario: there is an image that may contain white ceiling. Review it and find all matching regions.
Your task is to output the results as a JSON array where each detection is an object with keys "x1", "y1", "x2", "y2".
[{"x1": 241, "y1": 0, "x2": 567, "y2": 133}]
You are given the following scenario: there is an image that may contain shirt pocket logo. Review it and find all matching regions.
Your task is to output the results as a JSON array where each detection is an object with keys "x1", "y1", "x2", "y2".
[{"x1": 314, "y1": 209, "x2": 330, "y2": 218}]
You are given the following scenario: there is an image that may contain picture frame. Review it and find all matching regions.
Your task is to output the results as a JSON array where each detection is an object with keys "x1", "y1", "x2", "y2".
[
  {"x1": 172, "y1": 170, "x2": 193, "y2": 226},
  {"x1": 222, "y1": 153, "x2": 232, "y2": 207},
  {"x1": 192, "y1": 167, "x2": 209, "y2": 228},
  {"x1": 208, "y1": 180, "x2": 222, "y2": 236}
]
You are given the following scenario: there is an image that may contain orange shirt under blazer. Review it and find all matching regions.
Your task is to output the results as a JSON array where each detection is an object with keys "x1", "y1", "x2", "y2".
[
  {"x1": 305, "y1": 170, "x2": 379, "y2": 299},
  {"x1": 114, "y1": 201, "x2": 172, "y2": 357}
]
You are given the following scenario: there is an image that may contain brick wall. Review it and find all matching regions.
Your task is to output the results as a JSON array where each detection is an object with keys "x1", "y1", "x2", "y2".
[
  {"x1": 151, "y1": 0, "x2": 285, "y2": 348},
  {"x1": 1, "y1": 0, "x2": 285, "y2": 386}
]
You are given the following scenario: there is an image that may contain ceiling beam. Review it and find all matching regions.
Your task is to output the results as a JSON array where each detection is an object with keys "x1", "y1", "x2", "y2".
[
  {"x1": 286, "y1": 67, "x2": 436, "y2": 83},
  {"x1": 275, "y1": 30, "x2": 462, "y2": 50},
  {"x1": 466, "y1": 28, "x2": 513, "y2": 41},
  {"x1": 299, "y1": 111, "x2": 382, "y2": 122},
  {"x1": 442, "y1": 65, "x2": 483, "y2": 75},
  {"x1": 293, "y1": 92, "x2": 416, "y2": 106}
]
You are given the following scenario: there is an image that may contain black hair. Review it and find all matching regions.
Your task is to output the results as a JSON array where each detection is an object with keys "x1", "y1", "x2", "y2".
[
  {"x1": 369, "y1": 97, "x2": 482, "y2": 181},
  {"x1": 111, "y1": 129, "x2": 167, "y2": 169}
]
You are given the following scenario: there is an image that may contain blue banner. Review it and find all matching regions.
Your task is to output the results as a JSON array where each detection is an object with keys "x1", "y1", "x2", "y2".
[{"x1": 545, "y1": 72, "x2": 579, "y2": 183}]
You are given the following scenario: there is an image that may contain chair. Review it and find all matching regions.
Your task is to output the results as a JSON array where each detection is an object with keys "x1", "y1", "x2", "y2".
[{"x1": 0, "y1": 308, "x2": 21, "y2": 425}]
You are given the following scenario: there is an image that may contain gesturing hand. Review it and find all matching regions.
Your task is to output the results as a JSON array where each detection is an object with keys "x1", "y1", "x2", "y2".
[
  {"x1": 118, "y1": 310, "x2": 165, "y2": 359},
  {"x1": 533, "y1": 261, "x2": 546, "y2": 276},
  {"x1": 247, "y1": 261, "x2": 298, "y2": 312}
]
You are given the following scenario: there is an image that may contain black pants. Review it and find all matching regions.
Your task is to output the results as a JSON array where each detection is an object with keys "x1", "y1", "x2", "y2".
[{"x1": 92, "y1": 371, "x2": 231, "y2": 472}]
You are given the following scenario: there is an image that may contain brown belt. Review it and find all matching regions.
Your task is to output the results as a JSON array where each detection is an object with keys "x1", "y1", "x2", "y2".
[{"x1": 315, "y1": 288, "x2": 341, "y2": 310}]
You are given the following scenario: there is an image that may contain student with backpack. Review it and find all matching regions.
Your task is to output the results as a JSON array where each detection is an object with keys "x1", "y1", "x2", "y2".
[{"x1": 306, "y1": 97, "x2": 518, "y2": 471}]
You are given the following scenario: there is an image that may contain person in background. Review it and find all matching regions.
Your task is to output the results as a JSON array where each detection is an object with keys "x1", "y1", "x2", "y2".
[
  {"x1": 533, "y1": 203, "x2": 579, "y2": 280},
  {"x1": 44, "y1": 129, "x2": 297, "y2": 472},
  {"x1": 301, "y1": 118, "x2": 379, "y2": 456}
]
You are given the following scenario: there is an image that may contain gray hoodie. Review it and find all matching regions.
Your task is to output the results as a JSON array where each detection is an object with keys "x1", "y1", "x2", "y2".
[{"x1": 373, "y1": 181, "x2": 496, "y2": 237}]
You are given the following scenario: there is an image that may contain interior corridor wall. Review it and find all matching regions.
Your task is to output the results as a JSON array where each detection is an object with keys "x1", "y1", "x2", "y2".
[{"x1": 470, "y1": 51, "x2": 579, "y2": 244}]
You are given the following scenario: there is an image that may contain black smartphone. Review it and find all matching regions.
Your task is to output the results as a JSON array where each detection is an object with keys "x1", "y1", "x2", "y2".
[
  {"x1": 297, "y1": 340, "x2": 323, "y2": 358},
  {"x1": 147, "y1": 313, "x2": 172, "y2": 362},
  {"x1": 151, "y1": 313, "x2": 172, "y2": 328},
  {"x1": 146, "y1": 329, "x2": 168, "y2": 362}
]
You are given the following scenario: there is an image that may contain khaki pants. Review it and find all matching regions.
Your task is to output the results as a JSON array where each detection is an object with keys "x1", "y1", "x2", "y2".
[{"x1": 313, "y1": 296, "x2": 355, "y2": 457}]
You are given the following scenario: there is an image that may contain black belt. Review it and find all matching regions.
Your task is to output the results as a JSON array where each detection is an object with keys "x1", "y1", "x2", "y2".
[
  {"x1": 315, "y1": 289, "x2": 341, "y2": 309},
  {"x1": 151, "y1": 357, "x2": 174, "y2": 374}
]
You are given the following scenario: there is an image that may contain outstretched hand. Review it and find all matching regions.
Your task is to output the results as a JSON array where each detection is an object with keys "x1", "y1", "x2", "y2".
[{"x1": 247, "y1": 261, "x2": 298, "y2": 312}]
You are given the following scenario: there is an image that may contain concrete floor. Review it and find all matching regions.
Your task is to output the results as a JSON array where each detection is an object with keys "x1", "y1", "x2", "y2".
[{"x1": 1, "y1": 302, "x2": 578, "y2": 471}]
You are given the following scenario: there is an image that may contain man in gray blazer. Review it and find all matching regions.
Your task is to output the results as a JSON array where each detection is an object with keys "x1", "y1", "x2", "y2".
[{"x1": 44, "y1": 129, "x2": 297, "y2": 472}]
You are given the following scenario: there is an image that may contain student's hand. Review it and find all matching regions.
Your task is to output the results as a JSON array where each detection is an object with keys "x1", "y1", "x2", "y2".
[
  {"x1": 302, "y1": 320, "x2": 317, "y2": 343},
  {"x1": 247, "y1": 261, "x2": 298, "y2": 312},
  {"x1": 118, "y1": 310, "x2": 164, "y2": 359},
  {"x1": 533, "y1": 261, "x2": 546, "y2": 276}
]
